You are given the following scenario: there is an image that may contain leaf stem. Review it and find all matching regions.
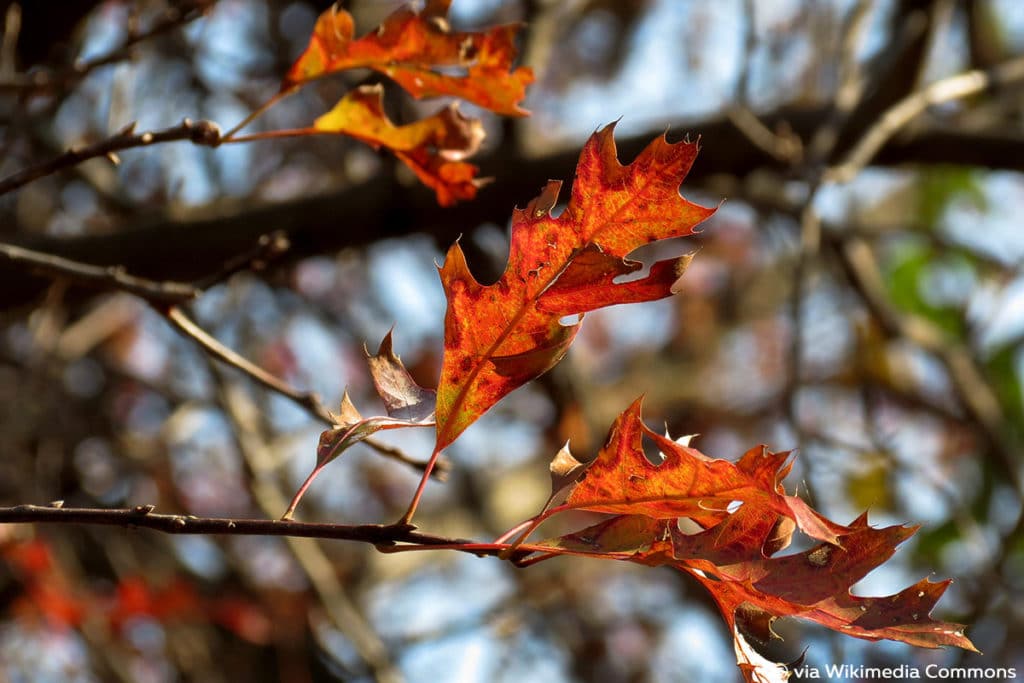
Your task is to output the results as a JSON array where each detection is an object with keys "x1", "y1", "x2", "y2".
[
  {"x1": 221, "y1": 128, "x2": 322, "y2": 143},
  {"x1": 399, "y1": 447, "x2": 442, "y2": 525},
  {"x1": 221, "y1": 89, "x2": 293, "y2": 141}
]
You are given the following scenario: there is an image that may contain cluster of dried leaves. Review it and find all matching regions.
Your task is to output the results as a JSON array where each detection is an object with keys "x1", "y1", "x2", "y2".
[{"x1": 243, "y1": 0, "x2": 533, "y2": 205}]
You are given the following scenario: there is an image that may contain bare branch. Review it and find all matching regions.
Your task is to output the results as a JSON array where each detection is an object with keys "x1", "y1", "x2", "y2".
[
  {"x1": 0, "y1": 1, "x2": 215, "y2": 95},
  {"x1": 0, "y1": 504, "x2": 499, "y2": 555},
  {"x1": 162, "y1": 305, "x2": 334, "y2": 420},
  {"x1": 0, "y1": 241, "x2": 200, "y2": 304},
  {"x1": 0, "y1": 118, "x2": 223, "y2": 196}
]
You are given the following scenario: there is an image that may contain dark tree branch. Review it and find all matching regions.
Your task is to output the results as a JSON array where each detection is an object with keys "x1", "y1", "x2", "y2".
[
  {"x1": 6, "y1": 101, "x2": 1024, "y2": 314},
  {"x1": 0, "y1": 0, "x2": 215, "y2": 95},
  {"x1": 0, "y1": 504, "x2": 525, "y2": 560},
  {"x1": 0, "y1": 118, "x2": 222, "y2": 196},
  {"x1": 0, "y1": 241, "x2": 200, "y2": 304}
]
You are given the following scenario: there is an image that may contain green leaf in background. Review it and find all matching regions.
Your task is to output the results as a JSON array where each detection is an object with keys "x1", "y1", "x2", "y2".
[
  {"x1": 884, "y1": 237, "x2": 967, "y2": 336},
  {"x1": 915, "y1": 165, "x2": 987, "y2": 229}
]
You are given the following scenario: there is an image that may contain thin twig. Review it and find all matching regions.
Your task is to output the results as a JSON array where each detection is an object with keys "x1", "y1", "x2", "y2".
[
  {"x1": 0, "y1": 242, "x2": 200, "y2": 304},
  {"x1": 221, "y1": 90, "x2": 294, "y2": 141},
  {"x1": 726, "y1": 107, "x2": 802, "y2": 164},
  {"x1": 163, "y1": 305, "x2": 335, "y2": 422},
  {"x1": 0, "y1": 1, "x2": 215, "y2": 95},
  {"x1": 191, "y1": 230, "x2": 291, "y2": 290},
  {"x1": 727, "y1": 0, "x2": 802, "y2": 165},
  {"x1": 0, "y1": 118, "x2": 222, "y2": 196},
  {"x1": 364, "y1": 437, "x2": 450, "y2": 480}
]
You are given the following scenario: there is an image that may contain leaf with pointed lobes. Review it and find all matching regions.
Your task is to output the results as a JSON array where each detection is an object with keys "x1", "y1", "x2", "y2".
[
  {"x1": 553, "y1": 397, "x2": 848, "y2": 544},
  {"x1": 316, "y1": 332, "x2": 437, "y2": 469},
  {"x1": 434, "y1": 124, "x2": 715, "y2": 450},
  {"x1": 525, "y1": 405, "x2": 975, "y2": 677},
  {"x1": 672, "y1": 517, "x2": 976, "y2": 653},
  {"x1": 283, "y1": 1, "x2": 534, "y2": 116},
  {"x1": 314, "y1": 85, "x2": 485, "y2": 206},
  {"x1": 535, "y1": 510, "x2": 974, "y2": 678}
]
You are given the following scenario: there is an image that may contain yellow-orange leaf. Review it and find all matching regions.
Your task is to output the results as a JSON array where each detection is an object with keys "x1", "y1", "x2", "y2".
[
  {"x1": 284, "y1": 1, "x2": 533, "y2": 116},
  {"x1": 314, "y1": 85, "x2": 485, "y2": 205}
]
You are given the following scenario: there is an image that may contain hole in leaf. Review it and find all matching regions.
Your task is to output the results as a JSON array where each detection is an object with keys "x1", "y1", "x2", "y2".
[
  {"x1": 558, "y1": 313, "x2": 582, "y2": 327},
  {"x1": 612, "y1": 261, "x2": 650, "y2": 284}
]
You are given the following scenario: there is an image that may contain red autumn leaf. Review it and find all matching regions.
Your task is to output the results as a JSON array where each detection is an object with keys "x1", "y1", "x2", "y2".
[
  {"x1": 525, "y1": 401, "x2": 975, "y2": 681},
  {"x1": 17, "y1": 583, "x2": 87, "y2": 628},
  {"x1": 3, "y1": 538, "x2": 87, "y2": 628},
  {"x1": 283, "y1": 1, "x2": 534, "y2": 117},
  {"x1": 108, "y1": 576, "x2": 202, "y2": 630},
  {"x1": 434, "y1": 124, "x2": 715, "y2": 450},
  {"x1": 208, "y1": 596, "x2": 273, "y2": 645},
  {"x1": 313, "y1": 84, "x2": 485, "y2": 206},
  {"x1": 548, "y1": 397, "x2": 847, "y2": 544},
  {"x1": 284, "y1": 330, "x2": 436, "y2": 519}
]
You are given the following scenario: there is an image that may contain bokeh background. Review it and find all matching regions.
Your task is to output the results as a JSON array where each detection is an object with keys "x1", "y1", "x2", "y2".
[{"x1": 1, "y1": 0, "x2": 1022, "y2": 681}]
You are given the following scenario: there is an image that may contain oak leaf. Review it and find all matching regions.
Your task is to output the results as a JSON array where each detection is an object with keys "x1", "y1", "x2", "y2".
[
  {"x1": 314, "y1": 84, "x2": 485, "y2": 206},
  {"x1": 527, "y1": 400, "x2": 975, "y2": 680},
  {"x1": 284, "y1": 1, "x2": 533, "y2": 116},
  {"x1": 555, "y1": 398, "x2": 847, "y2": 543},
  {"x1": 434, "y1": 124, "x2": 715, "y2": 450}
]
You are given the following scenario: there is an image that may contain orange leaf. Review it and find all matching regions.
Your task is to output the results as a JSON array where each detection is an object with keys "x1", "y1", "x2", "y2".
[
  {"x1": 434, "y1": 124, "x2": 715, "y2": 449},
  {"x1": 314, "y1": 84, "x2": 484, "y2": 206},
  {"x1": 284, "y1": 1, "x2": 534, "y2": 116},
  {"x1": 558, "y1": 398, "x2": 848, "y2": 544}
]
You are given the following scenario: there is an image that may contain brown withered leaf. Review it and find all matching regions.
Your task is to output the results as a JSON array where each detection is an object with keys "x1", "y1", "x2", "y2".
[{"x1": 283, "y1": 331, "x2": 435, "y2": 519}]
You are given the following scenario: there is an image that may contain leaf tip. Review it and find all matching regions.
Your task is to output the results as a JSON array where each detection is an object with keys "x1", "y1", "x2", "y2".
[{"x1": 669, "y1": 249, "x2": 700, "y2": 294}]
